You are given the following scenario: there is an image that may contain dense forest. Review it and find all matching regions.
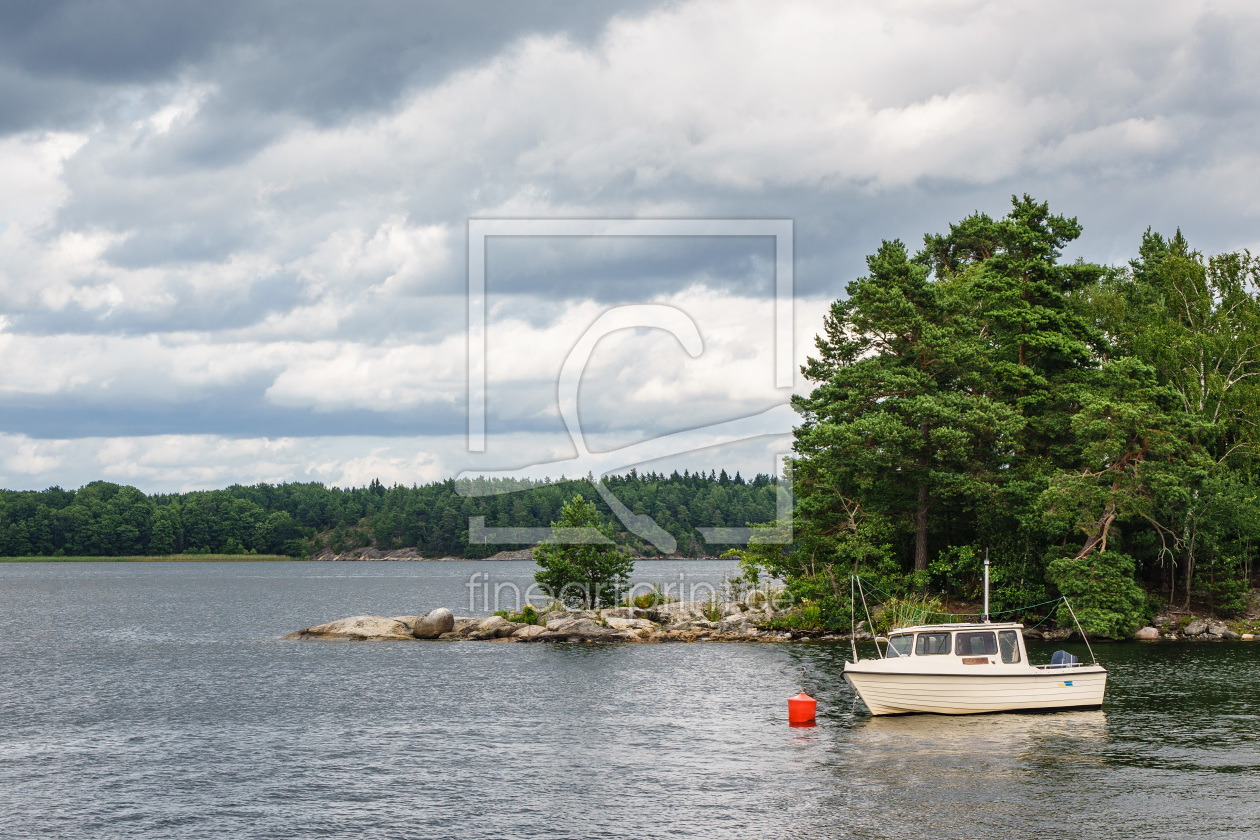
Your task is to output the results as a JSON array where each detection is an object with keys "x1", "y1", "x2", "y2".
[
  {"x1": 738, "y1": 195, "x2": 1260, "y2": 637},
  {"x1": 0, "y1": 470, "x2": 778, "y2": 560}
]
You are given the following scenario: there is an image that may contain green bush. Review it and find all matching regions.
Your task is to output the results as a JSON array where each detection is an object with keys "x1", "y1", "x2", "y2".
[
  {"x1": 1046, "y1": 551, "x2": 1147, "y2": 638},
  {"x1": 623, "y1": 584, "x2": 677, "y2": 609},
  {"x1": 703, "y1": 596, "x2": 723, "y2": 623},
  {"x1": 1203, "y1": 555, "x2": 1250, "y2": 616},
  {"x1": 493, "y1": 604, "x2": 540, "y2": 625},
  {"x1": 764, "y1": 599, "x2": 824, "y2": 632}
]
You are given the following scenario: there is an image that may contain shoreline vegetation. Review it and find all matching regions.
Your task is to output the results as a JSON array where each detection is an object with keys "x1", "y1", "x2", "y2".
[{"x1": 286, "y1": 600, "x2": 1260, "y2": 645}]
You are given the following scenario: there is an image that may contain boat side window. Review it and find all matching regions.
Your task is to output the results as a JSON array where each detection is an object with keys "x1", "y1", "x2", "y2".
[
  {"x1": 888, "y1": 634, "x2": 913, "y2": 657},
  {"x1": 914, "y1": 632, "x2": 952, "y2": 655},
  {"x1": 998, "y1": 630, "x2": 1021, "y2": 663},
  {"x1": 955, "y1": 631, "x2": 997, "y2": 656}
]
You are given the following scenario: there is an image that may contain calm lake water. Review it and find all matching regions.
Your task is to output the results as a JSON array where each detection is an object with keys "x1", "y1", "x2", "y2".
[{"x1": 2, "y1": 560, "x2": 1258, "y2": 839}]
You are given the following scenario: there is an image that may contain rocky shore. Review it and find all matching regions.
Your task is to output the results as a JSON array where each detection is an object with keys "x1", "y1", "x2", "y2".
[
  {"x1": 283, "y1": 602, "x2": 1079, "y2": 644},
  {"x1": 1132, "y1": 615, "x2": 1254, "y2": 641},
  {"x1": 285, "y1": 602, "x2": 1260, "y2": 643},
  {"x1": 286, "y1": 600, "x2": 819, "y2": 643}
]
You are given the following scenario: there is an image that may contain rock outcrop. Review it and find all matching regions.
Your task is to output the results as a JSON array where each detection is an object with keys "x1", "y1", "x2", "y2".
[
  {"x1": 411, "y1": 608, "x2": 455, "y2": 639},
  {"x1": 1183, "y1": 619, "x2": 1208, "y2": 636},
  {"x1": 286, "y1": 603, "x2": 1259, "y2": 644},
  {"x1": 468, "y1": 615, "x2": 523, "y2": 640},
  {"x1": 535, "y1": 616, "x2": 620, "y2": 642},
  {"x1": 284, "y1": 615, "x2": 417, "y2": 640},
  {"x1": 284, "y1": 602, "x2": 789, "y2": 644}
]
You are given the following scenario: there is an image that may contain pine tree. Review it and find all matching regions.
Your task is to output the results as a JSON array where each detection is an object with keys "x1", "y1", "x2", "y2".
[{"x1": 533, "y1": 495, "x2": 633, "y2": 608}]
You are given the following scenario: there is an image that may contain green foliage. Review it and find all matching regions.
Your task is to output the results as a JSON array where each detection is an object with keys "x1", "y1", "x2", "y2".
[
  {"x1": 703, "y1": 595, "x2": 723, "y2": 623},
  {"x1": 0, "y1": 471, "x2": 780, "y2": 560},
  {"x1": 928, "y1": 545, "x2": 981, "y2": 597},
  {"x1": 786, "y1": 197, "x2": 1260, "y2": 627},
  {"x1": 1202, "y1": 555, "x2": 1250, "y2": 616},
  {"x1": 768, "y1": 600, "x2": 826, "y2": 632},
  {"x1": 1047, "y1": 551, "x2": 1148, "y2": 638},
  {"x1": 623, "y1": 584, "x2": 677, "y2": 609},
  {"x1": 494, "y1": 604, "x2": 539, "y2": 625},
  {"x1": 533, "y1": 495, "x2": 635, "y2": 609},
  {"x1": 873, "y1": 595, "x2": 947, "y2": 634}
]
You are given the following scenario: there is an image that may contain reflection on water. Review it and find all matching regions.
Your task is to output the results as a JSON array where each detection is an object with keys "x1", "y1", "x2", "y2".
[
  {"x1": 2, "y1": 562, "x2": 1260, "y2": 839},
  {"x1": 854, "y1": 707, "x2": 1108, "y2": 748}
]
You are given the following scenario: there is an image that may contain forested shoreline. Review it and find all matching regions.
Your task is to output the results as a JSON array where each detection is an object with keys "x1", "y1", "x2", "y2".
[
  {"x1": 737, "y1": 196, "x2": 1260, "y2": 637},
  {"x1": 0, "y1": 470, "x2": 778, "y2": 560}
]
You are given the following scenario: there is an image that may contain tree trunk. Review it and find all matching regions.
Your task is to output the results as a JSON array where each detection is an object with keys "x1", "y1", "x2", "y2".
[
  {"x1": 914, "y1": 482, "x2": 929, "y2": 572},
  {"x1": 1074, "y1": 501, "x2": 1116, "y2": 560},
  {"x1": 1183, "y1": 533, "x2": 1197, "y2": 610}
]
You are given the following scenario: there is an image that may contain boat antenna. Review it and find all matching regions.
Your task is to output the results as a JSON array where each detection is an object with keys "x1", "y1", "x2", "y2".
[{"x1": 982, "y1": 548, "x2": 990, "y2": 624}]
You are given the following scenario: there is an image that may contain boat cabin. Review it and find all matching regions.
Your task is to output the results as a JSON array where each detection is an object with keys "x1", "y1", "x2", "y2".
[{"x1": 883, "y1": 622, "x2": 1027, "y2": 666}]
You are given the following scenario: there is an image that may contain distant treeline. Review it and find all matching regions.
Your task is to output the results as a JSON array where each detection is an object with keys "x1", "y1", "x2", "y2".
[{"x1": 0, "y1": 470, "x2": 779, "y2": 558}]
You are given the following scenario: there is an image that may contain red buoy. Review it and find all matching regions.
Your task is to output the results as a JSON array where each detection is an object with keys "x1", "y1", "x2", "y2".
[{"x1": 788, "y1": 691, "x2": 817, "y2": 724}]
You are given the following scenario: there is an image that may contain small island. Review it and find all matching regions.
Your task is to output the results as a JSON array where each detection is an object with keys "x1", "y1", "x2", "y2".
[{"x1": 284, "y1": 602, "x2": 1258, "y2": 644}]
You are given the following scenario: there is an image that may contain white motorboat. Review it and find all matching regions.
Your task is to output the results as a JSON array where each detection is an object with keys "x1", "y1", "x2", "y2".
[
  {"x1": 844, "y1": 555, "x2": 1107, "y2": 716},
  {"x1": 843, "y1": 620, "x2": 1108, "y2": 715}
]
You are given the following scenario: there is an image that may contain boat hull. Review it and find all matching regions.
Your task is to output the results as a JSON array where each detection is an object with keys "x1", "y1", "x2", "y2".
[{"x1": 843, "y1": 667, "x2": 1108, "y2": 716}]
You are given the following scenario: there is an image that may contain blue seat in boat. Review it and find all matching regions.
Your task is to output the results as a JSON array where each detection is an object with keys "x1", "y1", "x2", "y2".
[{"x1": 1049, "y1": 650, "x2": 1078, "y2": 669}]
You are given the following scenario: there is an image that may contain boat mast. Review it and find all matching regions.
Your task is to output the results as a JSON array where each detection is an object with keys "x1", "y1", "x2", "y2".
[
  {"x1": 850, "y1": 575, "x2": 858, "y2": 663},
  {"x1": 982, "y1": 548, "x2": 990, "y2": 624}
]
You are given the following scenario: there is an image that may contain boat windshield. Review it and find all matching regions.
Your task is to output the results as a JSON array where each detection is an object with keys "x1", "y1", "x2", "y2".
[
  {"x1": 956, "y1": 631, "x2": 997, "y2": 656},
  {"x1": 998, "y1": 629, "x2": 1021, "y2": 663},
  {"x1": 887, "y1": 634, "x2": 913, "y2": 657},
  {"x1": 915, "y1": 632, "x2": 952, "y2": 655}
]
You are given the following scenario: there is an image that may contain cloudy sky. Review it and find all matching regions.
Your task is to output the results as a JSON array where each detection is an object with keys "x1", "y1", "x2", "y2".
[{"x1": 2, "y1": 0, "x2": 1259, "y2": 492}]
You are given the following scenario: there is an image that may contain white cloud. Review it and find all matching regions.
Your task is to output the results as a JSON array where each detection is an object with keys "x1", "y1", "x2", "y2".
[
  {"x1": 0, "y1": 131, "x2": 87, "y2": 230},
  {"x1": 263, "y1": 334, "x2": 466, "y2": 410}
]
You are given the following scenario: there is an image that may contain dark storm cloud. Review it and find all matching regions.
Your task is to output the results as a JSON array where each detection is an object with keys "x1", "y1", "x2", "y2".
[
  {"x1": 485, "y1": 236, "x2": 776, "y2": 305},
  {"x1": 0, "y1": 0, "x2": 667, "y2": 134}
]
